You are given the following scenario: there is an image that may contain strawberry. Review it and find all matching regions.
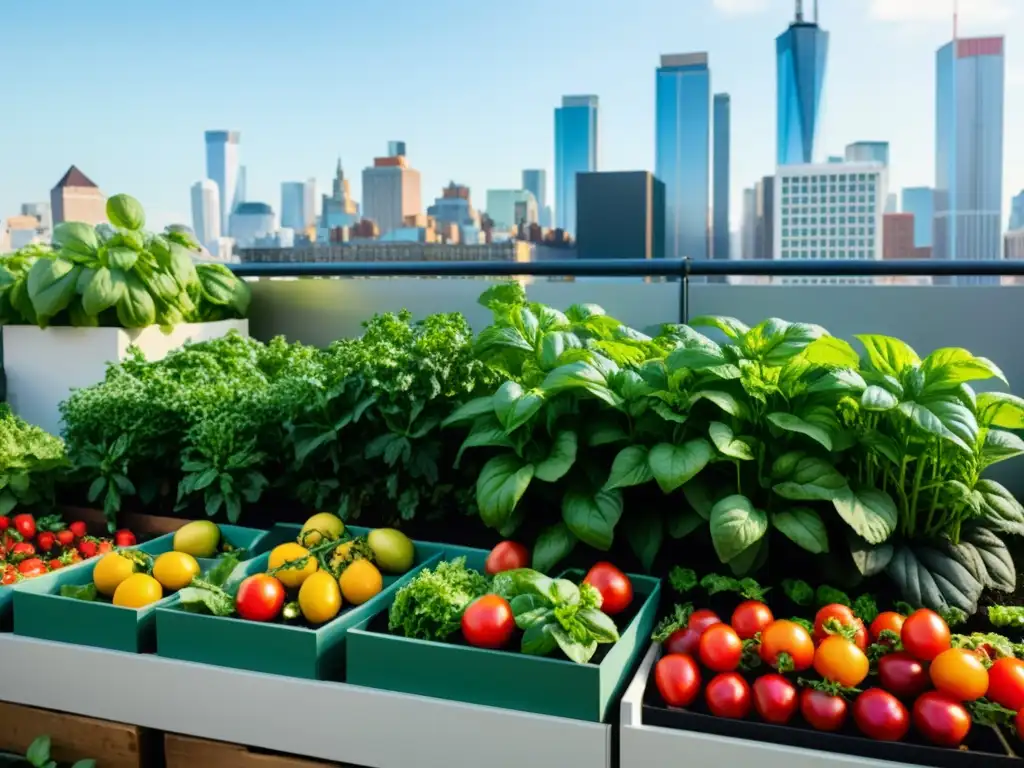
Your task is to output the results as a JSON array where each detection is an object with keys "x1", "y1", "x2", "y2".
[
  {"x1": 10, "y1": 542, "x2": 35, "y2": 557},
  {"x1": 68, "y1": 521, "x2": 87, "y2": 539},
  {"x1": 36, "y1": 532, "x2": 55, "y2": 553},
  {"x1": 77, "y1": 539, "x2": 99, "y2": 559},
  {"x1": 17, "y1": 558, "x2": 47, "y2": 577},
  {"x1": 97, "y1": 540, "x2": 114, "y2": 554},
  {"x1": 12, "y1": 514, "x2": 35, "y2": 540},
  {"x1": 114, "y1": 529, "x2": 137, "y2": 547},
  {"x1": 55, "y1": 530, "x2": 75, "y2": 548},
  {"x1": 1, "y1": 566, "x2": 18, "y2": 585},
  {"x1": 48, "y1": 559, "x2": 63, "y2": 570},
  {"x1": 61, "y1": 549, "x2": 81, "y2": 564},
  {"x1": 0, "y1": 516, "x2": 8, "y2": 532}
]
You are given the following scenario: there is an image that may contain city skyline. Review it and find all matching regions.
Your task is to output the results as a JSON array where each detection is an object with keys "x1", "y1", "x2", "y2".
[{"x1": 2, "y1": 0, "x2": 1023, "y2": 233}]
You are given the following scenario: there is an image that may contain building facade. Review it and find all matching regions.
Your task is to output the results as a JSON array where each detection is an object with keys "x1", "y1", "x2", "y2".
[
  {"x1": 554, "y1": 95, "x2": 599, "y2": 234},
  {"x1": 20, "y1": 203, "x2": 51, "y2": 233},
  {"x1": 776, "y1": 1, "x2": 829, "y2": 166},
  {"x1": 281, "y1": 182, "x2": 307, "y2": 232},
  {"x1": 901, "y1": 187, "x2": 934, "y2": 247},
  {"x1": 934, "y1": 36, "x2": 1005, "y2": 285},
  {"x1": 229, "y1": 202, "x2": 275, "y2": 248},
  {"x1": 755, "y1": 176, "x2": 775, "y2": 259},
  {"x1": 741, "y1": 187, "x2": 757, "y2": 259},
  {"x1": 656, "y1": 53, "x2": 710, "y2": 261},
  {"x1": 205, "y1": 130, "x2": 241, "y2": 234},
  {"x1": 845, "y1": 142, "x2": 890, "y2": 165},
  {"x1": 1010, "y1": 191, "x2": 1024, "y2": 231},
  {"x1": 713, "y1": 93, "x2": 731, "y2": 262},
  {"x1": 575, "y1": 171, "x2": 665, "y2": 261},
  {"x1": 883, "y1": 213, "x2": 915, "y2": 259},
  {"x1": 238, "y1": 240, "x2": 532, "y2": 264},
  {"x1": 522, "y1": 170, "x2": 550, "y2": 228},
  {"x1": 486, "y1": 190, "x2": 538, "y2": 230},
  {"x1": 50, "y1": 166, "x2": 105, "y2": 226},
  {"x1": 362, "y1": 152, "x2": 422, "y2": 235},
  {"x1": 427, "y1": 182, "x2": 480, "y2": 231},
  {"x1": 321, "y1": 159, "x2": 360, "y2": 237},
  {"x1": 190, "y1": 179, "x2": 221, "y2": 249}
]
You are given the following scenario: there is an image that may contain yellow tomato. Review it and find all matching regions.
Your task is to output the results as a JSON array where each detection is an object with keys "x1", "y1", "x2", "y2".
[
  {"x1": 339, "y1": 559, "x2": 383, "y2": 605},
  {"x1": 112, "y1": 573, "x2": 164, "y2": 608},
  {"x1": 297, "y1": 571, "x2": 342, "y2": 625},
  {"x1": 93, "y1": 553, "x2": 136, "y2": 596},
  {"x1": 268, "y1": 543, "x2": 317, "y2": 589},
  {"x1": 298, "y1": 512, "x2": 345, "y2": 547},
  {"x1": 152, "y1": 551, "x2": 201, "y2": 592}
]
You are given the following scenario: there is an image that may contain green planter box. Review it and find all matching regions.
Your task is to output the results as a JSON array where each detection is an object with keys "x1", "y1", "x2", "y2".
[
  {"x1": 154, "y1": 525, "x2": 446, "y2": 680},
  {"x1": 345, "y1": 550, "x2": 662, "y2": 722}
]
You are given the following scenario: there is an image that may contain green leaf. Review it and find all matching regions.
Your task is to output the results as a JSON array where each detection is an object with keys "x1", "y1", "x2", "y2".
[
  {"x1": 832, "y1": 487, "x2": 898, "y2": 545},
  {"x1": 773, "y1": 507, "x2": 829, "y2": 554},
  {"x1": 454, "y1": 417, "x2": 513, "y2": 466},
  {"x1": 682, "y1": 477, "x2": 715, "y2": 519},
  {"x1": 666, "y1": 345, "x2": 731, "y2": 372},
  {"x1": 948, "y1": 525, "x2": 1015, "y2": 594},
  {"x1": 688, "y1": 315, "x2": 749, "y2": 340},
  {"x1": 980, "y1": 429, "x2": 1024, "y2": 468},
  {"x1": 604, "y1": 446, "x2": 653, "y2": 490},
  {"x1": 81, "y1": 266, "x2": 127, "y2": 317},
  {"x1": 709, "y1": 422, "x2": 755, "y2": 460},
  {"x1": 803, "y1": 336, "x2": 860, "y2": 368},
  {"x1": 442, "y1": 396, "x2": 495, "y2": 427},
  {"x1": 921, "y1": 347, "x2": 1008, "y2": 392},
  {"x1": 551, "y1": 624, "x2": 598, "y2": 664},
  {"x1": 899, "y1": 397, "x2": 977, "y2": 452},
  {"x1": 861, "y1": 385, "x2": 899, "y2": 412},
  {"x1": 106, "y1": 193, "x2": 146, "y2": 230},
  {"x1": 577, "y1": 607, "x2": 620, "y2": 643},
  {"x1": 624, "y1": 507, "x2": 663, "y2": 571},
  {"x1": 539, "y1": 331, "x2": 584, "y2": 370},
  {"x1": 521, "y1": 621, "x2": 559, "y2": 656},
  {"x1": 848, "y1": 534, "x2": 895, "y2": 577},
  {"x1": 860, "y1": 430, "x2": 901, "y2": 465},
  {"x1": 60, "y1": 583, "x2": 99, "y2": 601},
  {"x1": 689, "y1": 389, "x2": 749, "y2": 419},
  {"x1": 534, "y1": 429, "x2": 578, "y2": 482},
  {"x1": 856, "y1": 335, "x2": 921, "y2": 378},
  {"x1": 766, "y1": 412, "x2": 833, "y2": 450},
  {"x1": 27, "y1": 256, "x2": 81, "y2": 322},
  {"x1": 887, "y1": 543, "x2": 983, "y2": 614},
  {"x1": 586, "y1": 417, "x2": 629, "y2": 447},
  {"x1": 116, "y1": 271, "x2": 157, "y2": 327},
  {"x1": 976, "y1": 392, "x2": 1024, "y2": 429},
  {"x1": 476, "y1": 455, "x2": 534, "y2": 529},
  {"x1": 742, "y1": 319, "x2": 829, "y2": 366},
  {"x1": 53, "y1": 222, "x2": 99, "y2": 257},
  {"x1": 648, "y1": 439, "x2": 713, "y2": 493},
  {"x1": 709, "y1": 494, "x2": 768, "y2": 563},
  {"x1": 805, "y1": 368, "x2": 867, "y2": 395},
  {"x1": 562, "y1": 488, "x2": 623, "y2": 550},
  {"x1": 532, "y1": 522, "x2": 577, "y2": 573},
  {"x1": 493, "y1": 381, "x2": 545, "y2": 432},
  {"x1": 541, "y1": 361, "x2": 620, "y2": 407},
  {"x1": 106, "y1": 246, "x2": 139, "y2": 271},
  {"x1": 727, "y1": 537, "x2": 768, "y2": 576},
  {"x1": 667, "y1": 507, "x2": 704, "y2": 539},
  {"x1": 71, "y1": 761, "x2": 98, "y2": 768},
  {"x1": 178, "y1": 581, "x2": 236, "y2": 616},
  {"x1": 478, "y1": 282, "x2": 527, "y2": 310},
  {"x1": 772, "y1": 457, "x2": 848, "y2": 501},
  {"x1": 974, "y1": 479, "x2": 1024, "y2": 536},
  {"x1": 26, "y1": 736, "x2": 51, "y2": 767}
]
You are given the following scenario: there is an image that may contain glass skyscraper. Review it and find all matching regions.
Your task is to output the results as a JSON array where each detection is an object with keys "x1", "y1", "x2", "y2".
[
  {"x1": 204, "y1": 130, "x2": 241, "y2": 235},
  {"x1": 522, "y1": 169, "x2": 550, "y2": 228},
  {"x1": 902, "y1": 187, "x2": 934, "y2": 248},
  {"x1": 776, "y1": 2, "x2": 829, "y2": 166},
  {"x1": 845, "y1": 142, "x2": 889, "y2": 165},
  {"x1": 656, "y1": 53, "x2": 710, "y2": 261},
  {"x1": 934, "y1": 36, "x2": 1005, "y2": 284},
  {"x1": 554, "y1": 96, "x2": 598, "y2": 234},
  {"x1": 1010, "y1": 191, "x2": 1024, "y2": 231},
  {"x1": 713, "y1": 93, "x2": 731, "y2": 262},
  {"x1": 280, "y1": 182, "x2": 306, "y2": 232}
]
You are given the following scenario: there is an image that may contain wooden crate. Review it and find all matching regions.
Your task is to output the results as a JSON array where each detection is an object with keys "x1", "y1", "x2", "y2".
[
  {"x1": 165, "y1": 734, "x2": 351, "y2": 768},
  {"x1": 0, "y1": 701, "x2": 151, "y2": 768}
]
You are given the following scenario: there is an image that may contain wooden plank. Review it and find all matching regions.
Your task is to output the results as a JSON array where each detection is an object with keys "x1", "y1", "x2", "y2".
[
  {"x1": 0, "y1": 701, "x2": 151, "y2": 768},
  {"x1": 165, "y1": 734, "x2": 346, "y2": 768},
  {"x1": 60, "y1": 506, "x2": 187, "y2": 536}
]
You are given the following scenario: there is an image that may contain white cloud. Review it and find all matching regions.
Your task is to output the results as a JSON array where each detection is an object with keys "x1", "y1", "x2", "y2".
[
  {"x1": 712, "y1": 0, "x2": 770, "y2": 15},
  {"x1": 868, "y1": 0, "x2": 1015, "y2": 23}
]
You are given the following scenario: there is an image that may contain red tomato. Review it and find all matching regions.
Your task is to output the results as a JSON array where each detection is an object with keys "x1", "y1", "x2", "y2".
[
  {"x1": 753, "y1": 674, "x2": 798, "y2": 724},
  {"x1": 853, "y1": 620, "x2": 869, "y2": 651},
  {"x1": 877, "y1": 652, "x2": 929, "y2": 699},
  {"x1": 664, "y1": 627, "x2": 702, "y2": 656},
  {"x1": 55, "y1": 530, "x2": 74, "y2": 548},
  {"x1": 913, "y1": 692, "x2": 971, "y2": 747},
  {"x1": 705, "y1": 673, "x2": 752, "y2": 719},
  {"x1": 0, "y1": 516, "x2": 8, "y2": 532},
  {"x1": 583, "y1": 562, "x2": 633, "y2": 615},
  {"x1": 699, "y1": 624, "x2": 743, "y2": 673},
  {"x1": 853, "y1": 689, "x2": 910, "y2": 741},
  {"x1": 688, "y1": 609, "x2": 723, "y2": 634},
  {"x1": 114, "y1": 529, "x2": 137, "y2": 548},
  {"x1": 10, "y1": 542, "x2": 35, "y2": 557},
  {"x1": 930, "y1": 648, "x2": 989, "y2": 702},
  {"x1": 988, "y1": 658, "x2": 1024, "y2": 711},
  {"x1": 12, "y1": 514, "x2": 35, "y2": 540},
  {"x1": 814, "y1": 636, "x2": 870, "y2": 688},
  {"x1": 901, "y1": 609, "x2": 951, "y2": 661},
  {"x1": 870, "y1": 612, "x2": 906, "y2": 643},
  {"x1": 68, "y1": 521, "x2": 87, "y2": 539},
  {"x1": 800, "y1": 689, "x2": 848, "y2": 732},
  {"x1": 461, "y1": 594, "x2": 515, "y2": 649},
  {"x1": 731, "y1": 601, "x2": 774, "y2": 640},
  {"x1": 16, "y1": 558, "x2": 47, "y2": 578},
  {"x1": 814, "y1": 603, "x2": 857, "y2": 642},
  {"x1": 654, "y1": 653, "x2": 702, "y2": 708},
  {"x1": 235, "y1": 574, "x2": 285, "y2": 622},
  {"x1": 760, "y1": 620, "x2": 815, "y2": 672},
  {"x1": 484, "y1": 541, "x2": 529, "y2": 575}
]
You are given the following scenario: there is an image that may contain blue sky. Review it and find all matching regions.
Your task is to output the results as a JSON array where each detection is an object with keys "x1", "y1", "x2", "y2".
[{"x1": 3, "y1": 0, "x2": 1021, "y2": 231}]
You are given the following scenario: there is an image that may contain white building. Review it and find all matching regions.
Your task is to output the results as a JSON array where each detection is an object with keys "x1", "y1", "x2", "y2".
[
  {"x1": 773, "y1": 162, "x2": 887, "y2": 284},
  {"x1": 229, "y1": 202, "x2": 276, "y2": 248},
  {"x1": 486, "y1": 190, "x2": 538, "y2": 231},
  {"x1": 190, "y1": 180, "x2": 221, "y2": 250},
  {"x1": 362, "y1": 154, "x2": 422, "y2": 235}
]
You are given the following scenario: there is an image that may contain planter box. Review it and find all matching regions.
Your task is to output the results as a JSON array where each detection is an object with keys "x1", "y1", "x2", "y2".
[
  {"x1": 0, "y1": 700, "x2": 154, "y2": 768},
  {"x1": 165, "y1": 734, "x2": 345, "y2": 768},
  {"x1": 155, "y1": 525, "x2": 446, "y2": 680},
  {"x1": 2, "y1": 319, "x2": 248, "y2": 435},
  {"x1": 620, "y1": 643, "x2": 1018, "y2": 768},
  {"x1": 345, "y1": 549, "x2": 661, "y2": 722}
]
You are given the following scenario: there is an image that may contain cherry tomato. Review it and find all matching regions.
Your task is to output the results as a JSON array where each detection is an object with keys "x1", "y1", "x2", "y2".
[
  {"x1": 235, "y1": 574, "x2": 285, "y2": 622},
  {"x1": 930, "y1": 648, "x2": 989, "y2": 701},
  {"x1": 814, "y1": 636, "x2": 870, "y2": 687},
  {"x1": 870, "y1": 612, "x2": 906, "y2": 643},
  {"x1": 654, "y1": 653, "x2": 702, "y2": 708},
  {"x1": 901, "y1": 609, "x2": 951, "y2": 661},
  {"x1": 877, "y1": 652, "x2": 929, "y2": 699},
  {"x1": 853, "y1": 689, "x2": 910, "y2": 741},
  {"x1": 752, "y1": 674, "x2": 798, "y2": 724},
  {"x1": 760, "y1": 620, "x2": 815, "y2": 672},
  {"x1": 114, "y1": 529, "x2": 137, "y2": 548},
  {"x1": 664, "y1": 627, "x2": 701, "y2": 656},
  {"x1": 987, "y1": 657, "x2": 1024, "y2": 711},
  {"x1": 16, "y1": 558, "x2": 47, "y2": 578},
  {"x1": 705, "y1": 672, "x2": 751, "y2": 719},
  {"x1": 853, "y1": 620, "x2": 869, "y2": 651},
  {"x1": 731, "y1": 601, "x2": 774, "y2": 641},
  {"x1": 699, "y1": 624, "x2": 743, "y2": 673},
  {"x1": 12, "y1": 514, "x2": 35, "y2": 540},
  {"x1": 485, "y1": 541, "x2": 529, "y2": 575},
  {"x1": 461, "y1": 594, "x2": 515, "y2": 649},
  {"x1": 688, "y1": 609, "x2": 723, "y2": 635},
  {"x1": 912, "y1": 691, "x2": 971, "y2": 747},
  {"x1": 583, "y1": 562, "x2": 633, "y2": 615},
  {"x1": 814, "y1": 603, "x2": 857, "y2": 642},
  {"x1": 800, "y1": 689, "x2": 848, "y2": 732},
  {"x1": 68, "y1": 521, "x2": 87, "y2": 539}
]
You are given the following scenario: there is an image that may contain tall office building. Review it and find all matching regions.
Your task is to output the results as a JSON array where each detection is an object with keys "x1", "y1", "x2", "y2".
[
  {"x1": 846, "y1": 142, "x2": 890, "y2": 165},
  {"x1": 190, "y1": 179, "x2": 221, "y2": 249},
  {"x1": 50, "y1": 166, "x2": 105, "y2": 226},
  {"x1": 205, "y1": 131, "x2": 241, "y2": 234},
  {"x1": 362, "y1": 149, "x2": 422, "y2": 235},
  {"x1": 281, "y1": 182, "x2": 307, "y2": 232},
  {"x1": 1010, "y1": 191, "x2": 1024, "y2": 231},
  {"x1": 776, "y1": 0, "x2": 829, "y2": 166},
  {"x1": 554, "y1": 95, "x2": 599, "y2": 234},
  {"x1": 713, "y1": 93, "x2": 731, "y2": 262},
  {"x1": 576, "y1": 172, "x2": 665, "y2": 261},
  {"x1": 486, "y1": 190, "x2": 538, "y2": 230},
  {"x1": 656, "y1": 53, "x2": 710, "y2": 261},
  {"x1": 754, "y1": 176, "x2": 775, "y2": 259},
  {"x1": 388, "y1": 141, "x2": 407, "y2": 158},
  {"x1": 934, "y1": 36, "x2": 1005, "y2": 284},
  {"x1": 522, "y1": 170, "x2": 551, "y2": 228},
  {"x1": 902, "y1": 187, "x2": 934, "y2": 247},
  {"x1": 741, "y1": 187, "x2": 757, "y2": 259}
]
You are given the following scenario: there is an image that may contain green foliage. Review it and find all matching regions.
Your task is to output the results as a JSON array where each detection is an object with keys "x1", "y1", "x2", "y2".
[
  {"x1": 0, "y1": 404, "x2": 67, "y2": 516},
  {"x1": 388, "y1": 557, "x2": 491, "y2": 641},
  {"x1": 782, "y1": 578, "x2": 814, "y2": 607},
  {"x1": 24, "y1": 734, "x2": 96, "y2": 768},
  {"x1": 989, "y1": 605, "x2": 1024, "y2": 629}
]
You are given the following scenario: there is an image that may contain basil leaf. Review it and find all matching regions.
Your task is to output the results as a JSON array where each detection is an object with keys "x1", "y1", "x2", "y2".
[
  {"x1": 522, "y1": 620, "x2": 559, "y2": 656},
  {"x1": 551, "y1": 625, "x2": 598, "y2": 664},
  {"x1": 476, "y1": 455, "x2": 534, "y2": 529},
  {"x1": 773, "y1": 507, "x2": 829, "y2": 554},
  {"x1": 577, "y1": 607, "x2": 620, "y2": 644},
  {"x1": 709, "y1": 494, "x2": 768, "y2": 563}
]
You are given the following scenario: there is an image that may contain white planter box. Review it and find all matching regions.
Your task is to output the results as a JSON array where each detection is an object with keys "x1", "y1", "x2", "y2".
[{"x1": 2, "y1": 319, "x2": 249, "y2": 436}]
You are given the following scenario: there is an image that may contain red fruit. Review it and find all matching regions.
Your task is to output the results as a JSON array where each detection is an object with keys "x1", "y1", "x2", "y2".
[
  {"x1": 10, "y1": 542, "x2": 35, "y2": 557},
  {"x1": 0, "y1": 516, "x2": 8, "y2": 532},
  {"x1": 68, "y1": 521, "x2": 87, "y2": 539},
  {"x1": 654, "y1": 653, "x2": 702, "y2": 708},
  {"x1": 583, "y1": 562, "x2": 633, "y2": 615},
  {"x1": 77, "y1": 539, "x2": 98, "y2": 559},
  {"x1": 988, "y1": 658, "x2": 1024, "y2": 711},
  {"x1": 853, "y1": 620, "x2": 869, "y2": 651},
  {"x1": 688, "y1": 609, "x2": 723, "y2": 635},
  {"x1": 461, "y1": 594, "x2": 515, "y2": 650},
  {"x1": 877, "y1": 652, "x2": 929, "y2": 699},
  {"x1": 1, "y1": 567, "x2": 18, "y2": 585},
  {"x1": 853, "y1": 689, "x2": 910, "y2": 741},
  {"x1": 664, "y1": 628, "x2": 702, "y2": 656},
  {"x1": 55, "y1": 530, "x2": 74, "y2": 548},
  {"x1": 759, "y1": 620, "x2": 815, "y2": 672},
  {"x1": 814, "y1": 603, "x2": 857, "y2": 642},
  {"x1": 484, "y1": 541, "x2": 529, "y2": 575},
  {"x1": 901, "y1": 609, "x2": 951, "y2": 661},
  {"x1": 705, "y1": 673, "x2": 752, "y2": 719},
  {"x1": 114, "y1": 529, "x2": 137, "y2": 548},
  {"x1": 912, "y1": 692, "x2": 971, "y2": 748},
  {"x1": 930, "y1": 648, "x2": 989, "y2": 702},
  {"x1": 12, "y1": 514, "x2": 35, "y2": 540},
  {"x1": 97, "y1": 540, "x2": 114, "y2": 554},
  {"x1": 235, "y1": 574, "x2": 285, "y2": 621},
  {"x1": 35, "y1": 532, "x2": 55, "y2": 553},
  {"x1": 753, "y1": 674, "x2": 798, "y2": 724},
  {"x1": 1016, "y1": 709, "x2": 1024, "y2": 743},
  {"x1": 48, "y1": 559, "x2": 64, "y2": 571},
  {"x1": 699, "y1": 624, "x2": 744, "y2": 673},
  {"x1": 731, "y1": 601, "x2": 774, "y2": 641},
  {"x1": 870, "y1": 612, "x2": 906, "y2": 643},
  {"x1": 16, "y1": 558, "x2": 47, "y2": 578},
  {"x1": 800, "y1": 689, "x2": 848, "y2": 732}
]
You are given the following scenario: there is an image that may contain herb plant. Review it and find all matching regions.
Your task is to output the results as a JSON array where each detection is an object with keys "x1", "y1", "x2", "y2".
[
  {"x1": 0, "y1": 404, "x2": 67, "y2": 516},
  {"x1": 387, "y1": 557, "x2": 490, "y2": 640}
]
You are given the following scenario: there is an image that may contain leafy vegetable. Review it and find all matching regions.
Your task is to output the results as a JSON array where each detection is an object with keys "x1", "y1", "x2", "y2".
[
  {"x1": 815, "y1": 585, "x2": 851, "y2": 608},
  {"x1": 388, "y1": 557, "x2": 490, "y2": 641},
  {"x1": 59, "y1": 584, "x2": 98, "y2": 601},
  {"x1": 782, "y1": 578, "x2": 814, "y2": 607},
  {"x1": 851, "y1": 594, "x2": 879, "y2": 624},
  {"x1": 651, "y1": 603, "x2": 694, "y2": 643},
  {"x1": 989, "y1": 605, "x2": 1024, "y2": 629},
  {"x1": 668, "y1": 567, "x2": 698, "y2": 594},
  {"x1": 0, "y1": 404, "x2": 67, "y2": 517},
  {"x1": 178, "y1": 579, "x2": 235, "y2": 617}
]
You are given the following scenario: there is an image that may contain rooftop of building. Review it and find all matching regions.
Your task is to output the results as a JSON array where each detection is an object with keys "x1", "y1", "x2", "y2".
[
  {"x1": 53, "y1": 165, "x2": 98, "y2": 190},
  {"x1": 234, "y1": 202, "x2": 273, "y2": 215}
]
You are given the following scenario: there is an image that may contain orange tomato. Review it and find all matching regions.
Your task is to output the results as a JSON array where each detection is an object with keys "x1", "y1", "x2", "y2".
[
  {"x1": 814, "y1": 636, "x2": 870, "y2": 687},
  {"x1": 929, "y1": 648, "x2": 989, "y2": 702},
  {"x1": 759, "y1": 620, "x2": 815, "y2": 672}
]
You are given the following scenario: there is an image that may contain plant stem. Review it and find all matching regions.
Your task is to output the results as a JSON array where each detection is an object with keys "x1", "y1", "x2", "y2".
[
  {"x1": 735, "y1": 461, "x2": 742, "y2": 496},
  {"x1": 908, "y1": 455, "x2": 928, "y2": 537}
]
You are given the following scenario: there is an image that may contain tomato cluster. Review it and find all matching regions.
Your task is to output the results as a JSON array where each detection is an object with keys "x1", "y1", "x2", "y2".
[
  {"x1": 0, "y1": 514, "x2": 131, "y2": 585},
  {"x1": 654, "y1": 601, "x2": 1024, "y2": 751}
]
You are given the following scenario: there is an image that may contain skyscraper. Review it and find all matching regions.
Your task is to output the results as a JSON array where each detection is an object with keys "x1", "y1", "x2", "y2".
[
  {"x1": 576, "y1": 172, "x2": 665, "y2": 261},
  {"x1": 934, "y1": 36, "x2": 1005, "y2": 284},
  {"x1": 486, "y1": 190, "x2": 538, "y2": 230},
  {"x1": 362, "y1": 148, "x2": 422, "y2": 235},
  {"x1": 522, "y1": 170, "x2": 550, "y2": 228},
  {"x1": 776, "y1": 1, "x2": 829, "y2": 166},
  {"x1": 902, "y1": 187, "x2": 934, "y2": 247},
  {"x1": 554, "y1": 95, "x2": 599, "y2": 234},
  {"x1": 741, "y1": 187, "x2": 757, "y2": 259},
  {"x1": 713, "y1": 93, "x2": 731, "y2": 262},
  {"x1": 321, "y1": 159, "x2": 359, "y2": 232},
  {"x1": 303, "y1": 178, "x2": 317, "y2": 229},
  {"x1": 1010, "y1": 191, "x2": 1024, "y2": 231},
  {"x1": 190, "y1": 179, "x2": 221, "y2": 249},
  {"x1": 205, "y1": 131, "x2": 241, "y2": 234},
  {"x1": 281, "y1": 182, "x2": 307, "y2": 232},
  {"x1": 845, "y1": 142, "x2": 890, "y2": 165},
  {"x1": 656, "y1": 53, "x2": 710, "y2": 261}
]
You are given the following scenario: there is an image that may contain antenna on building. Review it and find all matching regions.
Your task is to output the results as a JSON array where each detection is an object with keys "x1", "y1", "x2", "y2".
[
  {"x1": 795, "y1": 0, "x2": 804, "y2": 23},
  {"x1": 953, "y1": 0, "x2": 959, "y2": 40}
]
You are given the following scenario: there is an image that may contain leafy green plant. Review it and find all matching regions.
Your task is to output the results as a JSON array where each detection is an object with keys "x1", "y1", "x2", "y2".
[
  {"x1": 388, "y1": 557, "x2": 491, "y2": 641},
  {"x1": 989, "y1": 605, "x2": 1024, "y2": 629},
  {"x1": 23, "y1": 735, "x2": 95, "y2": 768},
  {"x1": 0, "y1": 404, "x2": 67, "y2": 516}
]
